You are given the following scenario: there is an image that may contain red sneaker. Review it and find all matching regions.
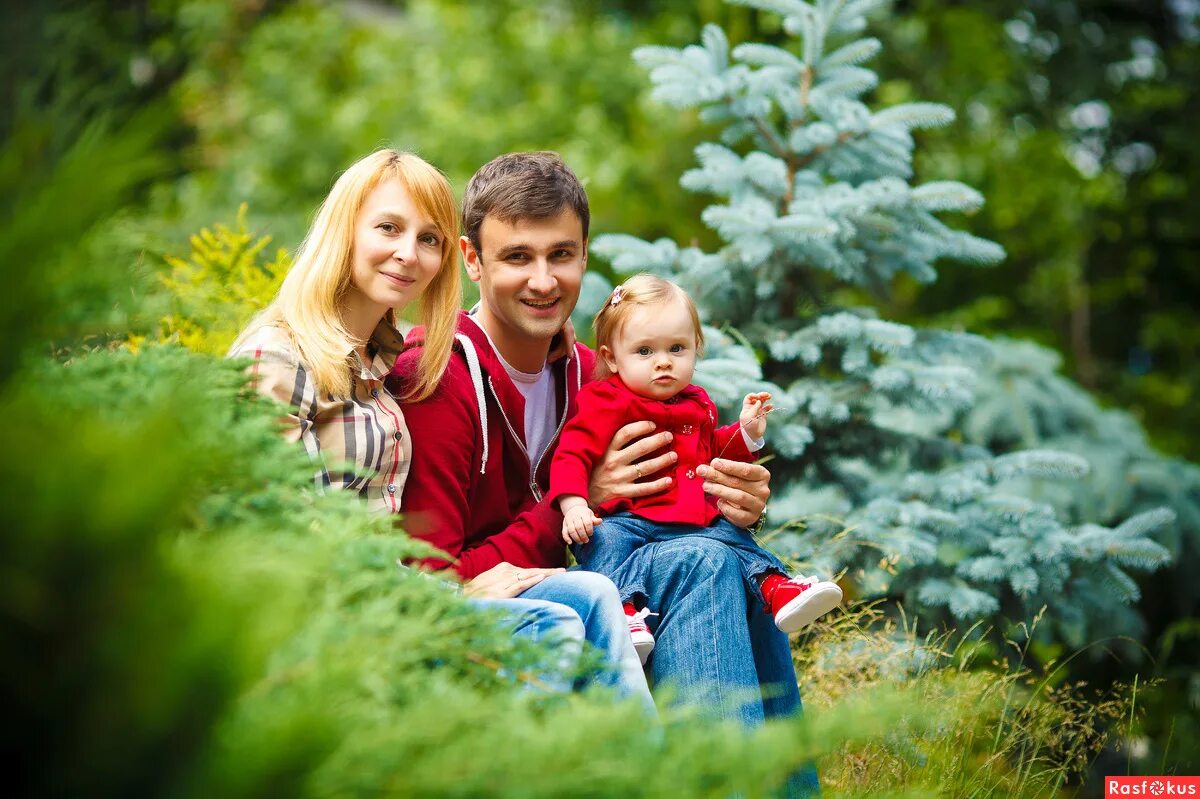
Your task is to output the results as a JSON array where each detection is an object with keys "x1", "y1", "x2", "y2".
[
  {"x1": 760, "y1": 573, "x2": 842, "y2": 633},
  {"x1": 624, "y1": 602, "x2": 656, "y2": 665}
]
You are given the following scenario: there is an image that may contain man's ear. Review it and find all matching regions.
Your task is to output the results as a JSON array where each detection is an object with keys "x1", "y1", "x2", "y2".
[
  {"x1": 460, "y1": 235, "x2": 482, "y2": 282},
  {"x1": 581, "y1": 239, "x2": 588, "y2": 272},
  {"x1": 599, "y1": 344, "x2": 617, "y2": 374}
]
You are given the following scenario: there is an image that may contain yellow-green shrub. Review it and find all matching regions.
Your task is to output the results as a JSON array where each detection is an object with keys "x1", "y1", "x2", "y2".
[{"x1": 148, "y1": 204, "x2": 289, "y2": 355}]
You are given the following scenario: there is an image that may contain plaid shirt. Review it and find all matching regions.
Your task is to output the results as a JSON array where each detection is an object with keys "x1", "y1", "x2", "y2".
[{"x1": 229, "y1": 320, "x2": 411, "y2": 514}]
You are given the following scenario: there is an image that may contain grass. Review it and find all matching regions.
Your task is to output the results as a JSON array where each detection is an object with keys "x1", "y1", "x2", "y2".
[{"x1": 793, "y1": 602, "x2": 1149, "y2": 798}]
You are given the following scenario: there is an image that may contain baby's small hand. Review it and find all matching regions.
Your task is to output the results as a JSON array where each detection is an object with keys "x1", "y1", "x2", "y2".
[
  {"x1": 562, "y1": 504, "x2": 601, "y2": 545},
  {"x1": 740, "y1": 392, "x2": 774, "y2": 441}
]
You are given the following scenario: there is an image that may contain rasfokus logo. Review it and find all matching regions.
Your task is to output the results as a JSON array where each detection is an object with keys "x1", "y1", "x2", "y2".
[{"x1": 1106, "y1": 776, "x2": 1200, "y2": 797}]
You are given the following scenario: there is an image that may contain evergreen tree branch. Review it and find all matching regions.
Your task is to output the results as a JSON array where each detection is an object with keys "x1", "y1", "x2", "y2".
[{"x1": 795, "y1": 129, "x2": 860, "y2": 170}]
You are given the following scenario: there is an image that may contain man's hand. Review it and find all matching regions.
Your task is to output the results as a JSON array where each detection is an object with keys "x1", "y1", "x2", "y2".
[
  {"x1": 739, "y1": 392, "x2": 774, "y2": 440},
  {"x1": 462, "y1": 562, "x2": 565, "y2": 599},
  {"x1": 588, "y1": 420, "x2": 677, "y2": 506},
  {"x1": 560, "y1": 497, "x2": 601, "y2": 544},
  {"x1": 698, "y1": 458, "x2": 771, "y2": 527},
  {"x1": 547, "y1": 319, "x2": 578, "y2": 362}
]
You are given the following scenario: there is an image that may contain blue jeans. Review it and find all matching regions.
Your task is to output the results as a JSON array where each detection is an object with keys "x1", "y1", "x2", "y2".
[
  {"x1": 576, "y1": 512, "x2": 790, "y2": 604},
  {"x1": 475, "y1": 571, "x2": 655, "y2": 714},
  {"x1": 618, "y1": 536, "x2": 820, "y2": 796}
]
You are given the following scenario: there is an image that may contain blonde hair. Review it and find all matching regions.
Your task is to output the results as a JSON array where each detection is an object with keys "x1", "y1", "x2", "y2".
[
  {"x1": 592, "y1": 273, "x2": 704, "y2": 379},
  {"x1": 249, "y1": 149, "x2": 460, "y2": 401}
]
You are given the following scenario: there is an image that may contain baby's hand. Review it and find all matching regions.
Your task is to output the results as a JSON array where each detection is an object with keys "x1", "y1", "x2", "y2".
[
  {"x1": 561, "y1": 500, "x2": 601, "y2": 545},
  {"x1": 740, "y1": 392, "x2": 774, "y2": 440}
]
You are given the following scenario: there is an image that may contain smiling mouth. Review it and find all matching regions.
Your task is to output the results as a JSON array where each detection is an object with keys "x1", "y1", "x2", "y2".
[
  {"x1": 520, "y1": 298, "x2": 559, "y2": 310},
  {"x1": 383, "y1": 272, "x2": 415, "y2": 287}
]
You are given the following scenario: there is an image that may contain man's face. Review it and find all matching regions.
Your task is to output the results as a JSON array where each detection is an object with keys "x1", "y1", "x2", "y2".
[{"x1": 461, "y1": 208, "x2": 586, "y2": 351}]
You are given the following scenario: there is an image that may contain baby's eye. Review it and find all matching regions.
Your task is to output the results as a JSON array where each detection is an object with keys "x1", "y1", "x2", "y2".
[
  {"x1": 637, "y1": 346, "x2": 652, "y2": 357},
  {"x1": 670, "y1": 344, "x2": 684, "y2": 353}
]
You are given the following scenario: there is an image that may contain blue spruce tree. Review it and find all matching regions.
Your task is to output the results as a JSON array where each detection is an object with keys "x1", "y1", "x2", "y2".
[{"x1": 585, "y1": 0, "x2": 1174, "y2": 648}]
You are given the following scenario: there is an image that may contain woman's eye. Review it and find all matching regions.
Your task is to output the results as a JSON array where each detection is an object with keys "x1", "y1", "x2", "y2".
[
  {"x1": 637, "y1": 347, "x2": 652, "y2": 356},
  {"x1": 420, "y1": 233, "x2": 441, "y2": 246},
  {"x1": 379, "y1": 222, "x2": 398, "y2": 234},
  {"x1": 670, "y1": 344, "x2": 684, "y2": 353}
]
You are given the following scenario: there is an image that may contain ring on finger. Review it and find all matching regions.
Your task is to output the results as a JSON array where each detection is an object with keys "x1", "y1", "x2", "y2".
[{"x1": 634, "y1": 463, "x2": 643, "y2": 479}]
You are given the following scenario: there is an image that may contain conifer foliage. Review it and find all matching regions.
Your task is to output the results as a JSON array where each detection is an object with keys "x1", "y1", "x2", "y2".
[{"x1": 591, "y1": 0, "x2": 1173, "y2": 643}]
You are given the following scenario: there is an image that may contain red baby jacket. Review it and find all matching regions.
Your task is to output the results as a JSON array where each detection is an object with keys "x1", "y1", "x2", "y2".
[{"x1": 547, "y1": 374, "x2": 754, "y2": 527}]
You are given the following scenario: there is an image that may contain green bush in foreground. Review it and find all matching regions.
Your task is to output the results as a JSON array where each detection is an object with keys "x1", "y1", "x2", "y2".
[{"x1": 4, "y1": 344, "x2": 966, "y2": 798}]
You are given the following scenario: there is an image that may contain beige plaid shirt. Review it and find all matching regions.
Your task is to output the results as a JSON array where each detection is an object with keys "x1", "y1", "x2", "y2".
[{"x1": 229, "y1": 320, "x2": 412, "y2": 514}]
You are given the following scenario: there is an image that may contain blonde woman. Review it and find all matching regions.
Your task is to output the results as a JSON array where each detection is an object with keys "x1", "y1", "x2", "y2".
[
  {"x1": 230, "y1": 149, "x2": 460, "y2": 509},
  {"x1": 230, "y1": 149, "x2": 652, "y2": 705}
]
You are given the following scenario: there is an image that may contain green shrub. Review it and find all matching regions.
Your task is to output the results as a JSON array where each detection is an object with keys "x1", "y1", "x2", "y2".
[{"x1": 144, "y1": 204, "x2": 289, "y2": 355}]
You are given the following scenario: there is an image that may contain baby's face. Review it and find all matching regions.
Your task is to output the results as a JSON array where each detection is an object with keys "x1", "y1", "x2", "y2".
[{"x1": 601, "y1": 299, "x2": 698, "y2": 401}]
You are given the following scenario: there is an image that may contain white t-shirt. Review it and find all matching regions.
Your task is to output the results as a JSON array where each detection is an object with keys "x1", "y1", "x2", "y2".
[
  {"x1": 470, "y1": 314, "x2": 558, "y2": 468},
  {"x1": 499, "y1": 356, "x2": 556, "y2": 468}
]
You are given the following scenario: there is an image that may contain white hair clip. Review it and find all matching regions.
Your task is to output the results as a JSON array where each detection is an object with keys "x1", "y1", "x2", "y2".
[{"x1": 610, "y1": 285, "x2": 624, "y2": 306}]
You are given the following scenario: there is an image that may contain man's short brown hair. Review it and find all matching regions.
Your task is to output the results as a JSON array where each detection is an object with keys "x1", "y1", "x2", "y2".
[{"x1": 462, "y1": 152, "x2": 590, "y2": 254}]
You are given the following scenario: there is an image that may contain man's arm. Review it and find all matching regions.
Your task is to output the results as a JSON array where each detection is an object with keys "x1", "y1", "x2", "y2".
[{"x1": 398, "y1": 359, "x2": 565, "y2": 579}]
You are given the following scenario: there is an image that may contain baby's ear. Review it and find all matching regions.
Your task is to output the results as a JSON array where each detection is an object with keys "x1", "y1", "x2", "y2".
[{"x1": 599, "y1": 344, "x2": 618, "y2": 374}]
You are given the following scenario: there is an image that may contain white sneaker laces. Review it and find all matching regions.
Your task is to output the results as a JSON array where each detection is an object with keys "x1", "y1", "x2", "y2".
[{"x1": 628, "y1": 607, "x2": 658, "y2": 630}]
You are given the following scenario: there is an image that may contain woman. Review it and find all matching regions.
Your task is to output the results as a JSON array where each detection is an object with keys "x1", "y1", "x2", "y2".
[{"x1": 228, "y1": 149, "x2": 651, "y2": 706}]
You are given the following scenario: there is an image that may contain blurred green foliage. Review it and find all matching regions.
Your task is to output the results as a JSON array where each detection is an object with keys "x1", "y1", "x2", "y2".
[
  {"x1": 875, "y1": 1, "x2": 1200, "y2": 462},
  {"x1": 10, "y1": 1, "x2": 1196, "y2": 456}
]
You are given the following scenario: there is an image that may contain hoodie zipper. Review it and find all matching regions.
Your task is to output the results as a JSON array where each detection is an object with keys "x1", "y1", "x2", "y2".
[
  {"x1": 488, "y1": 377, "x2": 542, "y2": 501},
  {"x1": 488, "y1": 358, "x2": 573, "y2": 504},
  {"x1": 531, "y1": 386, "x2": 571, "y2": 501}
]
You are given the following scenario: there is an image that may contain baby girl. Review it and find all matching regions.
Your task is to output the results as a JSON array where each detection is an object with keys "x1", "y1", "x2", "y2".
[{"x1": 548, "y1": 274, "x2": 842, "y2": 663}]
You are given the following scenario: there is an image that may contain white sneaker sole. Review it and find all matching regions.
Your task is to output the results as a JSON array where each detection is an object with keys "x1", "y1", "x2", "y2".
[
  {"x1": 774, "y1": 582, "x2": 843, "y2": 633},
  {"x1": 630, "y1": 630, "x2": 655, "y2": 665}
]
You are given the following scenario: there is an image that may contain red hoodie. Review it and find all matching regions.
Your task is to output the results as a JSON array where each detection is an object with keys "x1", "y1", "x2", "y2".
[{"x1": 388, "y1": 311, "x2": 595, "y2": 579}]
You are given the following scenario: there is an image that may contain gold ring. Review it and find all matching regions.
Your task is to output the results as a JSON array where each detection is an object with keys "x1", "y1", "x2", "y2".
[{"x1": 634, "y1": 463, "x2": 643, "y2": 479}]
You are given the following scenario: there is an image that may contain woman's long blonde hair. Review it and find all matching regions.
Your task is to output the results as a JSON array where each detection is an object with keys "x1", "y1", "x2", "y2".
[{"x1": 253, "y1": 149, "x2": 460, "y2": 401}]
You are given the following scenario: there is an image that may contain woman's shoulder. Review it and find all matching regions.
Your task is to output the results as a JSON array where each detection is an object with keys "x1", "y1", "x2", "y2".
[{"x1": 228, "y1": 323, "x2": 300, "y2": 366}]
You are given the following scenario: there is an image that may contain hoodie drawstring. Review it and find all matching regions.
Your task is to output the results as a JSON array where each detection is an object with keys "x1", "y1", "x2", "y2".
[{"x1": 455, "y1": 333, "x2": 489, "y2": 475}]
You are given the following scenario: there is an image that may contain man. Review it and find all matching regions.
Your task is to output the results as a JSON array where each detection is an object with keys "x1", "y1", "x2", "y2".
[{"x1": 393, "y1": 154, "x2": 817, "y2": 786}]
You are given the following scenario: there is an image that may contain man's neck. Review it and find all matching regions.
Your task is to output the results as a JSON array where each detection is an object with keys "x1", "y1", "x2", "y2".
[{"x1": 471, "y1": 308, "x2": 551, "y2": 374}]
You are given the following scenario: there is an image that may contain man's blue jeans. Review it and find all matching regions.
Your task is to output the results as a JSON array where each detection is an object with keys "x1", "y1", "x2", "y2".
[
  {"x1": 476, "y1": 570, "x2": 655, "y2": 714},
  {"x1": 575, "y1": 511, "x2": 790, "y2": 604},
  {"x1": 622, "y1": 536, "x2": 821, "y2": 796},
  {"x1": 480, "y1": 559, "x2": 818, "y2": 796}
]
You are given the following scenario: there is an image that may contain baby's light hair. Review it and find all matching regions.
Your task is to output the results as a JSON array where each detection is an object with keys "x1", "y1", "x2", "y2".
[{"x1": 592, "y1": 273, "x2": 704, "y2": 379}]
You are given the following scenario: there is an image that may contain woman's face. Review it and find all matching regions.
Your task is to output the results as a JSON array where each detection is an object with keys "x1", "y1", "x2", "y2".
[{"x1": 347, "y1": 177, "x2": 445, "y2": 316}]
